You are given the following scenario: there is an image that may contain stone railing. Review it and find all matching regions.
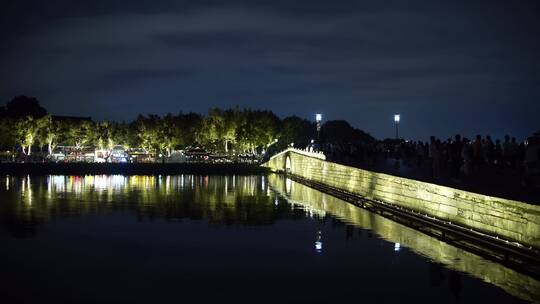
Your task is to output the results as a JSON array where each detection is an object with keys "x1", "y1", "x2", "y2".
[{"x1": 269, "y1": 147, "x2": 326, "y2": 161}]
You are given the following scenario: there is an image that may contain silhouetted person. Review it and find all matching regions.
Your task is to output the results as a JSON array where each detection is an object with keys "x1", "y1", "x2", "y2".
[
  {"x1": 416, "y1": 141, "x2": 426, "y2": 168},
  {"x1": 460, "y1": 138, "x2": 472, "y2": 176},
  {"x1": 429, "y1": 136, "x2": 436, "y2": 158},
  {"x1": 472, "y1": 135, "x2": 483, "y2": 172},
  {"x1": 494, "y1": 139, "x2": 502, "y2": 167},
  {"x1": 503, "y1": 135, "x2": 511, "y2": 166},
  {"x1": 451, "y1": 134, "x2": 463, "y2": 179},
  {"x1": 432, "y1": 139, "x2": 442, "y2": 179},
  {"x1": 484, "y1": 135, "x2": 494, "y2": 166},
  {"x1": 509, "y1": 137, "x2": 519, "y2": 169}
]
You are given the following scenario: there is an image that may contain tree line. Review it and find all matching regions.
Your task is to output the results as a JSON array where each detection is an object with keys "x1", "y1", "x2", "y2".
[{"x1": 0, "y1": 96, "x2": 373, "y2": 158}]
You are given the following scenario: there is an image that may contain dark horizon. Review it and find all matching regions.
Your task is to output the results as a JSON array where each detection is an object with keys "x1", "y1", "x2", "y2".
[{"x1": 1, "y1": 0, "x2": 539, "y2": 141}]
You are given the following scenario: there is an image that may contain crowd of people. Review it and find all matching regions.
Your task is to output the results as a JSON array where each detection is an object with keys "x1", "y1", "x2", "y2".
[{"x1": 321, "y1": 132, "x2": 540, "y2": 191}]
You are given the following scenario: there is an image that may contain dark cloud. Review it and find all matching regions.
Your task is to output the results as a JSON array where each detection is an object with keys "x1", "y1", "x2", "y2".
[{"x1": 1, "y1": 0, "x2": 539, "y2": 140}]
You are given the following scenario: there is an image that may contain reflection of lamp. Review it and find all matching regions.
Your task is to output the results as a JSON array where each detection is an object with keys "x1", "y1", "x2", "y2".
[
  {"x1": 394, "y1": 114, "x2": 400, "y2": 139},
  {"x1": 315, "y1": 230, "x2": 323, "y2": 253},
  {"x1": 394, "y1": 242, "x2": 401, "y2": 252}
]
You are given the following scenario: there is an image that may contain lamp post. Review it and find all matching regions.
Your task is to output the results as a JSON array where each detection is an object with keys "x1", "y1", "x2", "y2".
[
  {"x1": 315, "y1": 113, "x2": 322, "y2": 140},
  {"x1": 394, "y1": 114, "x2": 400, "y2": 139}
]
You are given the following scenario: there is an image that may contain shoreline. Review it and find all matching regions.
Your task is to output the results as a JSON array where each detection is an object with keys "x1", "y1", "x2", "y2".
[
  {"x1": 0, "y1": 163, "x2": 269, "y2": 175},
  {"x1": 2, "y1": 161, "x2": 535, "y2": 205}
]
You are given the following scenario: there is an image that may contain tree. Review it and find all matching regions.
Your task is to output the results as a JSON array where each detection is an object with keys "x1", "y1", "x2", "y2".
[
  {"x1": 65, "y1": 120, "x2": 95, "y2": 149},
  {"x1": 111, "y1": 122, "x2": 134, "y2": 149},
  {"x1": 135, "y1": 114, "x2": 161, "y2": 154},
  {"x1": 35, "y1": 115, "x2": 62, "y2": 155},
  {"x1": 94, "y1": 121, "x2": 115, "y2": 151},
  {"x1": 0, "y1": 97, "x2": 384, "y2": 161},
  {"x1": 15, "y1": 116, "x2": 38, "y2": 155},
  {"x1": 321, "y1": 120, "x2": 375, "y2": 145},
  {"x1": 237, "y1": 110, "x2": 280, "y2": 154},
  {"x1": 252, "y1": 110, "x2": 280, "y2": 151},
  {"x1": 198, "y1": 108, "x2": 243, "y2": 152},
  {"x1": 159, "y1": 113, "x2": 179, "y2": 157},
  {"x1": 221, "y1": 108, "x2": 240, "y2": 153},
  {"x1": 198, "y1": 109, "x2": 223, "y2": 150},
  {"x1": 4, "y1": 96, "x2": 47, "y2": 118},
  {"x1": 0, "y1": 117, "x2": 16, "y2": 150},
  {"x1": 177, "y1": 112, "x2": 203, "y2": 147},
  {"x1": 278, "y1": 116, "x2": 316, "y2": 150}
]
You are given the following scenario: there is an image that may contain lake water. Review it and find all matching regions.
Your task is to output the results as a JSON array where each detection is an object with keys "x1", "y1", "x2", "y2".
[{"x1": 0, "y1": 174, "x2": 538, "y2": 303}]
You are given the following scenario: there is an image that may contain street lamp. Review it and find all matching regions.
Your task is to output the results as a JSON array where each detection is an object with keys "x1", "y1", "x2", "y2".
[
  {"x1": 394, "y1": 114, "x2": 400, "y2": 139},
  {"x1": 315, "y1": 113, "x2": 322, "y2": 139}
]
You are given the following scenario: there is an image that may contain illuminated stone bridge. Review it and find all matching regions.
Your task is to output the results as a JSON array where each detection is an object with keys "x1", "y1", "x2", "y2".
[{"x1": 262, "y1": 148, "x2": 540, "y2": 250}]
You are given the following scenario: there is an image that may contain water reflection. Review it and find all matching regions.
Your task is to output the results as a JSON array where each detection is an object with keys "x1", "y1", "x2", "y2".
[
  {"x1": 268, "y1": 175, "x2": 540, "y2": 303},
  {"x1": 0, "y1": 174, "x2": 537, "y2": 303},
  {"x1": 315, "y1": 230, "x2": 323, "y2": 253},
  {"x1": 0, "y1": 175, "x2": 295, "y2": 239}
]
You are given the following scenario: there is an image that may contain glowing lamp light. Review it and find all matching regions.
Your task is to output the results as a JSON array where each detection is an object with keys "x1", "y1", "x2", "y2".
[
  {"x1": 315, "y1": 113, "x2": 322, "y2": 122},
  {"x1": 394, "y1": 114, "x2": 400, "y2": 123},
  {"x1": 315, "y1": 241, "x2": 323, "y2": 251},
  {"x1": 394, "y1": 243, "x2": 401, "y2": 251}
]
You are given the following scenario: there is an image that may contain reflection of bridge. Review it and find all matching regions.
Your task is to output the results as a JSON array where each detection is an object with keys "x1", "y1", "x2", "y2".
[{"x1": 267, "y1": 174, "x2": 540, "y2": 302}]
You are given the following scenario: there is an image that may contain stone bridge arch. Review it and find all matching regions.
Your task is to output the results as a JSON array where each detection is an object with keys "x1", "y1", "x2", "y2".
[{"x1": 285, "y1": 153, "x2": 292, "y2": 173}]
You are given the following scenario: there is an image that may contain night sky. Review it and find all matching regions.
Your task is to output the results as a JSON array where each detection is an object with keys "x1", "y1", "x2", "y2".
[{"x1": 1, "y1": 0, "x2": 539, "y2": 141}]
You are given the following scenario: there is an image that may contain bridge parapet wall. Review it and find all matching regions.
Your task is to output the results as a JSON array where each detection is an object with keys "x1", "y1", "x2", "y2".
[{"x1": 262, "y1": 150, "x2": 540, "y2": 249}]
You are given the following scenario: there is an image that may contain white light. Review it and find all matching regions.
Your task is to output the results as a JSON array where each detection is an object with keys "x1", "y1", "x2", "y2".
[
  {"x1": 394, "y1": 114, "x2": 400, "y2": 123},
  {"x1": 394, "y1": 243, "x2": 401, "y2": 251},
  {"x1": 315, "y1": 241, "x2": 323, "y2": 251},
  {"x1": 315, "y1": 113, "x2": 322, "y2": 122},
  {"x1": 311, "y1": 139, "x2": 314, "y2": 144}
]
